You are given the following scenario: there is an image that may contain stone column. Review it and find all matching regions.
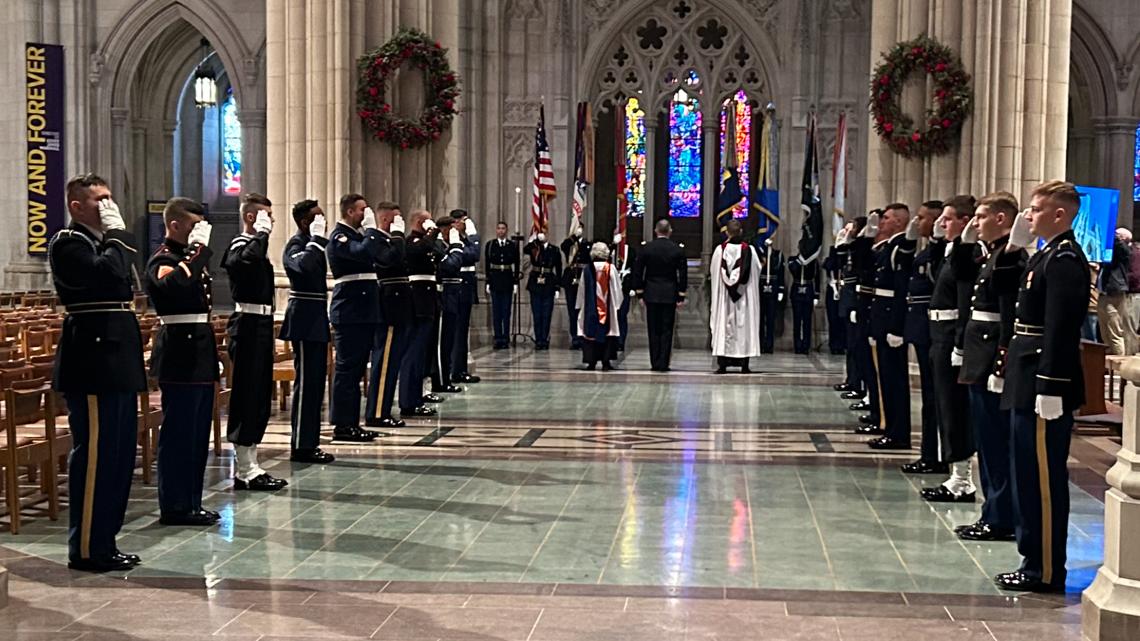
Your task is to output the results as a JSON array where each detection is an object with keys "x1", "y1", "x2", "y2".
[
  {"x1": 240, "y1": 109, "x2": 267, "y2": 196},
  {"x1": 643, "y1": 114, "x2": 659, "y2": 244},
  {"x1": 1091, "y1": 116, "x2": 1137, "y2": 232},
  {"x1": 701, "y1": 114, "x2": 718, "y2": 262},
  {"x1": 1082, "y1": 359, "x2": 1140, "y2": 641}
]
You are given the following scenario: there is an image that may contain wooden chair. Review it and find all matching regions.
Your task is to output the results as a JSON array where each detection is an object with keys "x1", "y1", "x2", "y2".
[
  {"x1": 272, "y1": 341, "x2": 295, "y2": 411},
  {"x1": 137, "y1": 386, "x2": 162, "y2": 485},
  {"x1": 2, "y1": 378, "x2": 60, "y2": 534},
  {"x1": 212, "y1": 351, "x2": 232, "y2": 456}
]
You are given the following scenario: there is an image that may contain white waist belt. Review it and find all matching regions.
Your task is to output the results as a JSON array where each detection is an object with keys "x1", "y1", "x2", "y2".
[
  {"x1": 409, "y1": 274, "x2": 437, "y2": 282},
  {"x1": 971, "y1": 310, "x2": 1001, "y2": 323},
  {"x1": 928, "y1": 309, "x2": 959, "y2": 321},
  {"x1": 873, "y1": 288, "x2": 894, "y2": 297},
  {"x1": 460, "y1": 266, "x2": 476, "y2": 272},
  {"x1": 333, "y1": 273, "x2": 377, "y2": 286},
  {"x1": 234, "y1": 303, "x2": 272, "y2": 316},
  {"x1": 160, "y1": 313, "x2": 210, "y2": 325}
]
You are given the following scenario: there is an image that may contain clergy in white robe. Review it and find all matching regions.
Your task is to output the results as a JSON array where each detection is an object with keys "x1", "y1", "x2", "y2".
[
  {"x1": 577, "y1": 242, "x2": 624, "y2": 370},
  {"x1": 710, "y1": 221, "x2": 762, "y2": 372}
]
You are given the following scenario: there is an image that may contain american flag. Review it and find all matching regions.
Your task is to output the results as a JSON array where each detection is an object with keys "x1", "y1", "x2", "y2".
[{"x1": 532, "y1": 105, "x2": 556, "y2": 237}]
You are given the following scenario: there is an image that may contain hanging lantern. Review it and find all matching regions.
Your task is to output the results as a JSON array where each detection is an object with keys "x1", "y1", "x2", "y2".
[{"x1": 192, "y1": 39, "x2": 216, "y2": 109}]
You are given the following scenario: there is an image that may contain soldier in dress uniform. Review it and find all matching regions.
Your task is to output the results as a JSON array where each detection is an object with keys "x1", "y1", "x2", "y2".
[
  {"x1": 822, "y1": 244, "x2": 846, "y2": 356},
  {"x1": 561, "y1": 227, "x2": 591, "y2": 350},
  {"x1": 399, "y1": 211, "x2": 447, "y2": 416},
  {"x1": 898, "y1": 200, "x2": 945, "y2": 472},
  {"x1": 50, "y1": 174, "x2": 146, "y2": 572},
  {"x1": 327, "y1": 194, "x2": 388, "y2": 440},
  {"x1": 995, "y1": 181, "x2": 1089, "y2": 592},
  {"x1": 920, "y1": 196, "x2": 981, "y2": 496},
  {"x1": 222, "y1": 193, "x2": 287, "y2": 491},
  {"x1": 279, "y1": 199, "x2": 334, "y2": 464},
  {"x1": 146, "y1": 197, "x2": 221, "y2": 526},
  {"x1": 850, "y1": 212, "x2": 884, "y2": 432},
  {"x1": 484, "y1": 222, "x2": 520, "y2": 349},
  {"x1": 434, "y1": 215, "x2": 480, "y2": 395},
  {"x1": 633, "y1": 219, "x2": 687, "y2": 372},
  {"x1": 833, "y1": 217, "x2": 866, "y2": 398},
  {"x1": 611, "y1": 233, "x2": 635, "y2": 352},
  {"x1": 787, "y1": 254, "x2": 820, "y2": 354},
  {"x1": 449, "y1": 210, "x2": 482, "y2": 383},
  {"x1": 943, "y1": 192, "x2": 1027, "y2": 541},
  {"x1": 866, "y1": 204, "x2": 916, "y2": 450},
  {"x1": 364, "y1": 203, "x2": 413, "y2": 428},
  {"x1": 525, "y1": 233, "x2": 562, "y2": 350},
  {"x1": 755, "y1": 238, "x2": 785, "y2": 354}
]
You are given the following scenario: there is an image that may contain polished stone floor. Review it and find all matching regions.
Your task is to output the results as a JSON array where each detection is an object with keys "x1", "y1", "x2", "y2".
[{"x1": 0, "y1": 342, "x2": 1112, "y2": 640}]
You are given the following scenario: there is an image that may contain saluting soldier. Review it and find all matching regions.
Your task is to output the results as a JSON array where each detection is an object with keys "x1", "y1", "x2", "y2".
[
  {"x1": 866, "y1": 203, "x2": 916, "y2": 450},
  {"x1": 833, "y1": 217, "x2": 865, "y2": 398},
  {"x1": 898, "y1": 200, "x2": 944, "y2": 472},
  {"x1": 561, "y1": 227, "x2": 591, "y2": 349},
  {"x1": 787, "y1": 253, "x2": 820, "y2": 355},
  {"x1": 850, "y1": 212, "x2": 882, "y2": 432},
  {"x1": 755, "y1": 238, "x2": 785, "y2": 354},
  {"x1": 50, "y1": 174, "x2": 146, "y2": 572},
  {"x1": 822, "y1": 243, "x2": 846, "y2": 356},
  {"x1": 942, "y1": 192, "x2": 1026, "y2": 541},
  {"x1": 222, "y1": 193, "x2": 286, "y2": 491},
  {"x1": 279, "y1": 199, "x2": 333, "y2": 464},
  {"x1": 449, "y1": 210, "x2": 481, "y2": 384},
  {"x1": 484, "y1": 221, "x2": 520, "y2": 350},
  {"x1": 146, "y1": 197, "x2": 220, "y2": 526},
  {"x1": 434, "y1": 215, "x2": 479, "y2": 395},
  {"x1": 364, "y1": 202, "x2": 412, "y2": 428},
  {"x1": 524, "y1": 233, "x2": 562, "y2": 350},
  {"x1": 399, "y1": 211, "x2": 446, "y2": 417},
  {"x1": 634, "y1": 219, "x2": 687, "y2": 372},
  {"x1": 995, "y1": 181, "x2": 1089, "y2": 592}
]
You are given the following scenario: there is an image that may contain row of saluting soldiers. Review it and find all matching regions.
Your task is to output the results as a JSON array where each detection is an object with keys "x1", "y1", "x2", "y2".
[
  {"x1": 47, "y1": 172, "x2": 484, "y2": 573},
  {"x1": 830, "y1": 181, "x2": 1089, "y2": 593}
]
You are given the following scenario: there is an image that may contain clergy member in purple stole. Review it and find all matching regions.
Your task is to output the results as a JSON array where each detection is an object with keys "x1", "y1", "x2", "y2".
[{"x1": 577, "y1": 241, "x2": 624, "y2": 371}]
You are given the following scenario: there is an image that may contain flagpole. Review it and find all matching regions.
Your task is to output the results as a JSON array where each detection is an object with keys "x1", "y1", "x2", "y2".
[{"x1": 514, "y1": 186, "x2": 522, "y2": 238}]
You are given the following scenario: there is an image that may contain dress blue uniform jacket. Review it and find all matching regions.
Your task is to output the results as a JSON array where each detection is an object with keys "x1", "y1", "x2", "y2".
[
  {"x1": 755, "y1": 245, "x2": 786, "y2": 298},
  {"x1": 869, "y1": 233, "x2": 916, "y2": 341},
  {"x1": 485, "y1": 238, "x2": 521, "y2": 293},
  {"x1": 444, "y1": 233, "x2": 480, "y2": 313},
  {"x1": 146, "y1": 238, "x2": 219, "y2": 383},
  {"x1": 524, "y1": 241, "x2": 563, "y2": 296},
  {"x1": 280, "y1": 231, "x2": 330, "y2": 342},
  {"x1": 903, "y1": 239, "x2": 944, "y2": 346},
  {"x1": 788, "y1": 256, "x2": 820, "y2": 300},
  {"x1": 327, "y1": 221, "x2": 393, "y2": 326}
]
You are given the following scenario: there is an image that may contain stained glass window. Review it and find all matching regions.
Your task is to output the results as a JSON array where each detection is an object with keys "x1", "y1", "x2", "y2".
[
  {"x1": 1134, "y1": 122, "x2": 1140, "y2": 202},
  {"x1": 719, "y1": 90, "x2": 752, "y2": 218},
  {"x1": 625, "y1": 98, "x2": 647, "y2": 217},
  {"x1": 221, "y1": 91, "x2": 242, "y2": 195},
  {"x1": 668, "y1": 79, "x2": 702, "y2": 218}
]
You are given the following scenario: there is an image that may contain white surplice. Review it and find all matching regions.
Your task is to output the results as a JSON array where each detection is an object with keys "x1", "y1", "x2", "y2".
[{"x1": 709, "y1": 241, "x2": 762, "y2": 358}]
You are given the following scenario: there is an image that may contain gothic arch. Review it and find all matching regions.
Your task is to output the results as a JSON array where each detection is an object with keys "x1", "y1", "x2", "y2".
[
  {"x1": 579, "y1": 0, "x2": 780, "y2": 118},
  {"x1": 1070, "y1": 3, "x2": 1117, "y2": 120}
]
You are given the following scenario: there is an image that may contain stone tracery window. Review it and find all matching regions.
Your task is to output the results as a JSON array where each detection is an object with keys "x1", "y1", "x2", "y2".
[
  {"x1": 668, "y1": 75, "x2": 702, "y2": 218},
  {"x1": 719, "y1": 89, "x2": 752, "y2": 219},
  {"x1": 625, "y1": 97, "x2": 647, "y2": 217},
  {"x1": 221, "y1": 90, "x2": 242, "y2": 196}
]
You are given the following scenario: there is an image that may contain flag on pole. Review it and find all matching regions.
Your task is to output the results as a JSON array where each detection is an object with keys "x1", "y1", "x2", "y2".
[
  {"x1": 831, "y1": 111, "x2": 848, "y2": 239},
  {"x1": 615, "y1": 104, "x2": 628, "y2": 262},
  {"x1": 751, "y1": 105, "x2": 780, "y2": 243},
  {"x1": 715, "y1": 103, "x2": 743, "y2": 240},
  {"x1": 571, "y1": 102, "x2": 594, "y2": 236},
  {"x1": 798, "y1": 112, "x2": 824, "y2": 263},
  {"x1": 531, "y1": 105, "x2": 557, "y2": 237}
]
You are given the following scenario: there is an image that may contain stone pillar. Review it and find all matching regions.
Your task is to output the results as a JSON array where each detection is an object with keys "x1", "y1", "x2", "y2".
[
  {"x1": 1091, "y1": 117, "x2": 1137, "y2": 232},
  {"x1": 643, "y1": 114, "x2": 658, "y2": 244},
  {"x1": 1082, "y1": 359, "x2": 1140, "y2": 641},
  {"x1": 240, "y1": 109, "x2": 267, "y2": 196},
  {"x1": 701, "y1": 114, "x2": 718, "y2": 262}
]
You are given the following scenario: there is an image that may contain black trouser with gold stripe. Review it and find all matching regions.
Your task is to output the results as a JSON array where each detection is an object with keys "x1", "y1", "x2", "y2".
[
  {"x1": 366, "y1": 321, "x2": 411, "y2": 422},
  {"x1": 1011, "y1": 409, "x2": 1073, "y2": 588},
  {"x1": 290, "y1": 340, "x2": 327, "y2": 451},
  {"x1": 65, "y1": 392, "x2": 137, "y2": 562}
]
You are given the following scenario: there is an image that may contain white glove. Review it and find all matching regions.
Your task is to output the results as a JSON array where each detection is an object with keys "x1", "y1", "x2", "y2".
[
  {"x1": 537, "y1": 232, "x2": 547, "y2": 242},
  {"x1": 188, "y1": 220, "x2": 212, "y2": 247},
  {"x1": 464, "y1": 218, "x2": 477, "y2": 237},
  {"x1": 513, "y1": 284, "x2": 519, "y2": 295},
  {"x1": 254, "y1": 210, "x2": 273, "y2": 235},
  {"x1": 987, "y1": 375, "x2": 1005, "y2": 394},
  {"x1": 905, "y1": 216, "x2": 921, "y2": 241},
  {"x1": 932, "y1": 215, "x2": 947, "y2": 239},
  {"x1": 868, "y1": 336, "x2": 877, "y2": 347},
  {"x1": 361, "y1": 207, "x2": 377, "y2": 230},
  {"x1": 574, "y1": 226, "x2": 583, "y2": 238},
  {"x1": 555, "y1": 290, "x2": 561, "y2": 301},
  {"x1": 835, "y1": 228, "x2": 849, "y2": 246},
  {"x1": 1008, "y1": 209, "x2": 1034, "y2": 250},
  {"x1": 423, "y1": 219, "x2": 437, "y2": 233},
  {"x1": 310, "y1": 214, "x2": 327, "y2": 239},
  {"x1": 961, "y1": 218, "x2": 979, "y2": 244},
  {"x1": 951, "y1": 348, "x2": 964, "y2": 367},
  {"x1": 448, "y1": 228, "x2": 462, "y2": 245},
  {"x1": 1035, "y1": 394, "x2": 1064, "y2": 420},
  {"x1": 813, "y1": 298, "x2": 820, "y2": 307},
  {"x1": 613, "y1": 233, "x2": 623, "y2": 245},
  {"x1": 98, "y1": 199, "x2": 126, "y2": 231},
  {"x1": 777, "y1": 293, "x2": 784, "y2": 302},
  {"x1": 485, "y1": 284, "x2": 491, "y2": 295},
  {"x1": 887, "y1": 334, "x2": 904, "y2": 348},
  {"x1": 861, "y1": 213, "x2": 880, "y2": 238},
  {"x1": 391, "y1": 214, "x2": 405, "y2": 235},
  {"x1": 849, "y1": 310, "x2": 857, "y2": 324}
]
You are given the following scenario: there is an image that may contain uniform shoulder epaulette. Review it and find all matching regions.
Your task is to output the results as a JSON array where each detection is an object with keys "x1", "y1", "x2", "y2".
[{"x1": 1052, "y1": 239, "x2": 1081, "y2": 259}]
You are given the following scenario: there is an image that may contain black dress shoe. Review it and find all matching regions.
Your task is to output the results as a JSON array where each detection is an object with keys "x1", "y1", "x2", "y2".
[
  {"x1": 834, "y1": 383, "x2": 854, "y2": 392},
  {"x1": 291, "y1": 448, "x2": 335, "y2": 464},
  {"x1": 160, "y1": 509, "x2": 221, "y2": 526},
  {"x1": 841, "y1": 391, "x2": 865, "y2": 400},
  {"x1": 955, "y1": 520, "x2": 985, "y2": 534},
  {"x1": 858, "y1": 414, "x2": 875, "y2": 424},
  {"x1": 434, "y1": 385, "x2": 463, "y2": 394},
  {"x1": 849, "y1": 401, "x2": 871, "y2": 411},
  {"x1": 602, "y1": 362, "x2": 614, "y2": 371},
  {"x1": 920, "y1": 486, "x2": 976, "y2": 503},
  {"x1": 740, "y1": 366, "x2": 752, "y2": 374},
  {"x1": 332, "y1": 426, "x2": 378, "y2": 442},
  {"x1": 867, "y1": 436, "x2": 910, "y2": 450},
  {"x1": 901, "y1": 460, "x2": 950, "y2": 475},
  {"x1": 366, "y1": 417, "x2": 406, "y2": 428},
  {"x1": 854, "y1": 424, "x2": 884, "y2": 435},
  {"x1": 456, "y1": 374, "x2": 481, "y2": 384},
  {"x1": 233, "y1": 473, "x2": 288, "y2": 492},
  {"x1": 993, "y1": 571, "x2": 1063, "y2": 593},
  {"x1": 715, "y1": 367, "x2": 727, "y2": 374},
  {"x1": 403, "y1": 405, "x2": 437, "y2": 417},
  {"x1": 422, "y1": 393, "x2": 445, "y2": 403},
  {"x1": 958, "y1": 522, "x2": 1015, "y2": 541},
  {"x1": 114, "y1": 550, "x2": 142, "y2": 566},
  {"x1": 69, "y1": 556, "x2": 135, "y2": 573}
]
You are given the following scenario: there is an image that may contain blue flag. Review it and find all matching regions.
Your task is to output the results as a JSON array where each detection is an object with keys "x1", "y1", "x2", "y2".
[
  {"x1": 799, "y1": 112, "x2": 823, "y2": 262},
  {"x1": 751, "y1": 107, "x2": 779, "y2": 244},
  {"x1": 715, "y1": 167, "x2": 743, "y2": 239}
]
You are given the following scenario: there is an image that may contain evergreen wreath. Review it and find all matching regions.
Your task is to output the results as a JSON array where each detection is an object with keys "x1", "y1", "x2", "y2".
[
  {"x1": 869, "y1": 34, "x2": 973, "y2": 159},
  {"x1": 357, "y1": 28, "x2": 460, "y2": 150}
]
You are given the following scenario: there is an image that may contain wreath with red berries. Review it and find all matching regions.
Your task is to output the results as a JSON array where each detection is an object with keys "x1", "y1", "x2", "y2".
[
  {"x1": 869, "y1": 34, "x2": 973, "y2": 159},
  {"x1": 357, "y1": 28, "x2": 460, "y2": 150}
]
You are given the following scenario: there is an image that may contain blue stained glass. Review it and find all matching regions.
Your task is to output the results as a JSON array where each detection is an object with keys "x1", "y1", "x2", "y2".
[
  {"x1": 625, "y1": 98, "x2": 647, "y2": 217},
  {"x1": 222, "y1": 92, "x2": 242, "y2": 196},
  {"x1": 719, "y1": 90, "x2": 752, "y2": 218},
  {"x1": 1134, "y1": 123, "x2": 1140, "y2": 202},
  {"x1": 668, "y1": 88, "x2": 702, "y2": 218}
]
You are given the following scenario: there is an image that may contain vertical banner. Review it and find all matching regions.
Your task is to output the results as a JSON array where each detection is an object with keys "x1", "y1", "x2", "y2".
[{"x1": 26, "y1": 43, "x2": 66, "y2": 256}]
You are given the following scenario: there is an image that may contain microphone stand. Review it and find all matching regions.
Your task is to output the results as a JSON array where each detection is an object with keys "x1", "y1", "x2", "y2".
[{"x1": 509, "y1": 234, "x2": 535, "y2": 346}]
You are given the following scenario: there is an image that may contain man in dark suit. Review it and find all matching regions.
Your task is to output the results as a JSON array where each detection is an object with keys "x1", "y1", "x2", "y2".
[
  {"x1": 280, "y1": 199, "x2": 333, "y2": 464},
  {"x1": 485, "y1": 222, "x2": 520, "y2": 349},
  {"x1": 634, "y1": 219, "x2": 687, "y2": 372},
  {"x1": 50, "y1": 174, "x2": 146, "y2": 572}
]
